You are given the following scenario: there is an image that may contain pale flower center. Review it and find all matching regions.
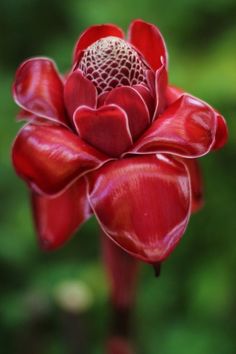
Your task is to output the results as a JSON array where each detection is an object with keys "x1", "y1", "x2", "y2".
[{"x1": 79, "y1": 36, "x2": 148, "y2": 94}]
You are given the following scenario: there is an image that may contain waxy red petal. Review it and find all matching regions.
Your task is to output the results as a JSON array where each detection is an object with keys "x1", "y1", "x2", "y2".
[
  {"x1": 64, "y1": 70, "x2": 97, "y2": 121},
  {"x1": 182, "y1": 158, "x2": 204, "y2": 213},
  {"x1": 74, "y1": 105, "x2": 132, "y2": 157},
  {"x1": 128, "y1": 19, "x2": 168, "y2": 71},
  {"x1": 212, "y1": 114, "x2": 228, "y2": 150},
  {"x1": 13, "y1": 58, "x2": 67, "y2": 125},
  {"x1": 132, "y1": 84, "x2": 155, "y2": 120},
  {"x1": 105, "y1": 86, "x2": 150, "y2": 140},
  {"x1": 166, "y1": 87, "x2": 228, "y2": 151},
  {"x1": 17, "y1": 109, "x2": 36, "y2": 121},
  {"x1": 12, "y1": 122, "x2": 108, "y2": 195},
  {"x1": 97, "y1": 92, "x2": 109, "y2": 107},
  {"x1": 32, "y1": 178, "x2": 91, "y2": 250},
  {"x1": 88, "y1": 155, "x2": 191, "y2": 263},
  {"x1": 154, "y1": 63, "x2": 168, "y2": 118},
  {"x1": 101, "y1": 232, "x2": 138, "y2": 309},
  {"x1": 73, "y1": 24, "x2": 124, "y2": 65},
  {"x1": 132, "y1": 95, "x2": 217, "y2": 158},
  {"x1": 166, "y1": 85, "x2": 184, "y2": 106}
]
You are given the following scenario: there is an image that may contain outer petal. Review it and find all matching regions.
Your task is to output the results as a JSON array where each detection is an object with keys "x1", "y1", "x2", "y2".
[
  {"x1": 13, "y1": 58, "x2": 67, "y2": 125},
  {"x1": 74, "y1": 105, "x2": 133, "y2": 157},
  {"x1": 105, "y1": 86, "x2": 150, "y2": 140},
  {"x1": 165, "y1": 85, "x2": 184, "y2": 106},
  {"x1": 17, "y1": 109, "x2": 36, "y2": 121},
  {"x1": 88, "y1": 155, "x2": 191, "y2": 263},
  {"x1": 212, "y1": 114, "x2": 228, "y2": 150},
  {"x1": 181, "y1": 158, "x2": 204, "y2": 213},
  {"x1": 132, "y1": 95, "x2": 217, "y2": 158},
  {"x1": 12, "y1": 121, "x2": 109, "y2": 195},
  {"x1": 166, "y1": 87, "x2": 228, "y2": 151},
  {"x1": 64, "y1": 70, "x2": 97, "y2": 121},
  {"x1": 128, "y1": 19, "x2": 168, "y2": 71},
  {"x1": 73, "y1": 24, "x2": 124, "y2": 65},
  {"x1": 32, "y1": 177, "x2": 91, "y2": 250}
]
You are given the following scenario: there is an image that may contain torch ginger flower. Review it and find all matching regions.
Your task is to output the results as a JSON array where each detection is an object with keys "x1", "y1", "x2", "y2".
[{"x1": 12, "y1": 19, "x2": 228, "y2": 265}]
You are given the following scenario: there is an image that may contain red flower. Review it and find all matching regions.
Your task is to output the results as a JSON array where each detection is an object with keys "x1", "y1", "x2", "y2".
[{"x1": 12, "y1": 19, "x2": 228, "y2": 264}]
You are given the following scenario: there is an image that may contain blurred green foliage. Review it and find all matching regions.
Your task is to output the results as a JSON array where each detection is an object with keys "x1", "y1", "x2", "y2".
[{"x1": 0, "y1": 0, "x2": 236, "y2": 353}]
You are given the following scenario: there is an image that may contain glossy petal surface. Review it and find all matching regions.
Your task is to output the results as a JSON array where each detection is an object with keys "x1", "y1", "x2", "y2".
[
  {"x1": 212, "y1": 114, "x2": 228, "y2": 150},
  {"x1": 74, "y1": 105, "x2": 132, "y2": 157},
  {"x1": 12, "y1": 122, "x2": 108, "y2": 195},
  {"x1": 105, "y1": 86, "x2": 149, "y2": 140},
  {"x1": 133, "y1": 95, "x2": 217, "y2": 158},
  {"x1": 88, "y1": 155, "x2": 190, "y2": 263},
  {"x1": 73, "y1": 24, "x2": 124, "y2": 65},
  {"x1": 13, "y1": 58, "x2": 67, "y2": 125},
  {"x1": 154, "y1": 63, "x2": 168, "y2": 117},
  {"x1": 64, "y1": 70, "x2": 97, "y2": 120},
  {"x1": 182, "y1": 158, "x2": 204, "y2": 213},
  {"x1": 128, "y1": 19, "x2": 168, "y2": 71},
  {"x1": 32, "y1": 178, "x2": 91, "y2": 250},
  {"x1": 132, "y1": 84, "x2": 155, "y2": 120},
  {"x1": 166, "y1": 85, "x2": 184, "y2": 106}
]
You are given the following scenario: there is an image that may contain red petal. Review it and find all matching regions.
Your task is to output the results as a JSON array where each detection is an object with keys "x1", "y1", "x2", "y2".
[
  {"x1": 73, "y1": 24, "x2": 124, "y2": 65},
  {"x1": 12, "y1": 121, "x2": 108, "y2": 195},
  {"x1": 64, "y1": 70, "x2": 97, "y2": 121},
  {"x1": 13, "y1": 58, "x2": 68, "y2": 125},
  {"x1": 32, "y1": 177, "x2": 91, "y2": 250},
  {"x1": 132, "y1": 84, "x2": 155, "y2": 120},
  {"x1": 166, "y1": 87, "x2": 228, "y2": 151},
  {"x1": 153, "y1": 63, "x2": 168, "y2": 118},
  {"x1": 128, "y1": 19, "x2": 168, "y2": 71},
  {"x1": 146, "y1": 70, "x2": 155, "y2": 96},
  {"x1": 166, "y1": 85, "x2": 184, "y2": 106},
  {"x1": 97, "y1": 92, "x2": 109, "y2": 107},
  {"x1": 101, "y1": 231, "x2": 138, "y2": 309},
  {"x1": 16, "y1": 109, "x2": 36, "y2": 121},
  {"x1": 105, "y1": 86, "x2": 150, "y2": 140},
  {"x1": 132, "y1": 95, "x2": 217, "y2": 158},
  {"x1": 181, "y1": 158, "x2": 204, "y2": 213},
  {"x1": 74, "y1": 105, "x2": 132, "y2": 157},
  {"x1": 88, "y1": 155, "x2": 191, "y2": 263},
  {"x1": 212, "y1": 114, "x2": 228, "y2": 150}
]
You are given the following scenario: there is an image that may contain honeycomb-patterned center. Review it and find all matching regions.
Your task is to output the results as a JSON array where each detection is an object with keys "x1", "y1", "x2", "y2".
[{"x1": 79, "y1": 36, "x2": 148, "y2": 94}]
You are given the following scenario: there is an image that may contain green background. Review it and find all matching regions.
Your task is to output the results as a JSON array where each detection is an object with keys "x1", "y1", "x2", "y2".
[{"x1": 0, "y1": 0, "x2": 236, "y2": 353}]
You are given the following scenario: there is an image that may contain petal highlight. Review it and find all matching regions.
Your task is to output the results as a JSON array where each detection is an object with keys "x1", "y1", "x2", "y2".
[
  {"x1": 128, "y1": 19, "x2": 168, "y2": 71},
  {"x1": 88, "y1": 155, "x2": 191, "y2": 263},
  {"x1": 132, "y1": 95, "x2": 217, "y2": 158},
  {"x1": 32, "y1": 177, "x2": 91, "y2": 250},
  {"x1": 12, "y1": 121, "x2": 108, "y2": 195},
  {"x1": 74, "y1": 105, "x2": 133, "y2": 157},
  {"x1": 13, "y1": 58, "x2": 67, "y2": 125}
]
